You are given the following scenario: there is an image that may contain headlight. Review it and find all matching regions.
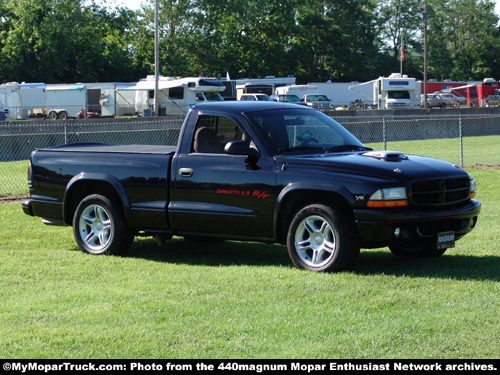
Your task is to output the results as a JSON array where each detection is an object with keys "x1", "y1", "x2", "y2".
[
  {"x1": 469, "y1": 174, "x2": 477, "y2": 199},
  {"x1": 366, "y1": 187, "x2": 408, "y2": 208}
]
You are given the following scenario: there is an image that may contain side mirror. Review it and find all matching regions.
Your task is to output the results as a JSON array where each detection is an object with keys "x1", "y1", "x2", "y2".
[{"x1": 224, "y1": 140, "x2": 260, "y2": 159}]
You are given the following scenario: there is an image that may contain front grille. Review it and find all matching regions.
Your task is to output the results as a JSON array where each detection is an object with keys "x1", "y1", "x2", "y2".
[{"x1": 410, "y1": 177, "x2": 470, "y2": 206}]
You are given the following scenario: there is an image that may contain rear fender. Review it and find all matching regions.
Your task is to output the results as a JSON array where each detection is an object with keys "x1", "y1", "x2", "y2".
[{"x1": 63, "y1": 173, "x2": 132, "y2": 226}]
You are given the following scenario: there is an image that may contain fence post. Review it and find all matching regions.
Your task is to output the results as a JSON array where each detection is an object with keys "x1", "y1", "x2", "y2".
[
  {"x1": 459, "y1": 115, "x2": 463, "y2": 167},
  {"x1": 383, "y1": 117, "x2": 387, "y2": 150},
  {"x1": 64, "y1": 123, "x2": 68, "y2": 145}
]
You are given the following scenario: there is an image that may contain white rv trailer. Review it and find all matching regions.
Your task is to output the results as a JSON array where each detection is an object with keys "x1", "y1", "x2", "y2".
[
  {"x1": 45, "y1": 84, "x2": 87, "y2": 119},
  {"x1": 117, "y1": 76, "x2": 225, "y2": 116},
  {"x1": 0, "y1": 82, "x2": 22, "y2": 120},
  {"x1": 0, "y1": 82, "x2": 47, "y2": 120},
  {"x1": 349, "y1": 74, "x2": 421, "y2": 109}
]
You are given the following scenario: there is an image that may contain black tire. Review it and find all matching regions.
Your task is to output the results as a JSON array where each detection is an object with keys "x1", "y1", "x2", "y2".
[
  {"x1": 287, "y1": 204, "x2": 359, "y2": 272},
  {"x1": 389, "y1": 244, "x2": 447, "y2": 258},
  {"x1": 59, "y1": 111, "x2": 68, "y2": 120},
  {"x1": 72, "y1": 194, "x2": 134, "y2": 255},
  {"x1": 48, "y1": 111, "x2": 58, "y2": 120}
]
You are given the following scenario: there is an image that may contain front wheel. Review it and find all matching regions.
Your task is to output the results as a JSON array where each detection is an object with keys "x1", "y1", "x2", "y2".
[
  {"x1": 73, "y1": 194, "x2": 134, "y2": 255},
  {"x1": 287, "y1": 204, "x2": 359, "y2": 272}
]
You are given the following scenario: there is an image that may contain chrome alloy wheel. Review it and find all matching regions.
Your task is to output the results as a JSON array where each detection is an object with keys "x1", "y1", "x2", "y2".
[
  {"x1": 78, "y1": 204, "x2": 112, "y2": 253},
  {"x1": 294, "y1": 215, "x2": 336, "y2": 268}
]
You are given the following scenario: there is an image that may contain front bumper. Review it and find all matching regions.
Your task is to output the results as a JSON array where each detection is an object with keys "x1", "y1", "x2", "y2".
[{"x1": 354, "y1": 199, "x2": 481, "y2": 248}]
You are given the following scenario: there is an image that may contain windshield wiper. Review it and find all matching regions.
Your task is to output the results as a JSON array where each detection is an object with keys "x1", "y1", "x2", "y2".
[
  {"x1": 326, "y1": 144, "x2": 373, "y2": 153},
  {"x1": 277, "y1": 146, "x2": 325, "y2": 154}
]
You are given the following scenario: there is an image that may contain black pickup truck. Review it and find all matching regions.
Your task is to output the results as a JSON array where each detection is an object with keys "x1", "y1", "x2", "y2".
[{"x1": 23, "y1": 102, "x2": 481, "y2": 272}]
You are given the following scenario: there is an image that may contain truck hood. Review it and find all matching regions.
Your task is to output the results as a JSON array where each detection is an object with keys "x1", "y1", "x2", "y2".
[{"x1": 279, "y1": 150, "x2": 467, "y2": 183}]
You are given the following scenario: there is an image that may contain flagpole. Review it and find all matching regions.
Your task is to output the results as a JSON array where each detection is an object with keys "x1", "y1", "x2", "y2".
[
  {"x1": 400, "y1": 35, "x2": 404, "y2": 76},
  {"x1": 154, "y1": 0, "x2": 159, "y2": 116}
]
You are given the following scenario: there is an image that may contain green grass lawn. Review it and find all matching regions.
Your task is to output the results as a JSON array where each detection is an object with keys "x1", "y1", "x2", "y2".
[
  {"x1": 0, "y1": 160, "x2": 28, "y2": 197},
  {"x1": 0, "y1": 169, "x2": 498, "y2": 359},
  {"x1": 365, "y1": 135, "x2": 500, "y2": 167}
]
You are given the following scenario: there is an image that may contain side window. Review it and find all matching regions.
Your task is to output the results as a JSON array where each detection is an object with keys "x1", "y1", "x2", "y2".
[
  {"x1": 191, "y1": 115, "x2": 246, "y2": 154},
  {"x1": 169, "y1": 87, "x2": 184, "y2": 100}
]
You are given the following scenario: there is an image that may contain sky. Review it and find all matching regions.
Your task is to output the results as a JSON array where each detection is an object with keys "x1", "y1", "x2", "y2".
[{"x1": 113, "y1": 0, "x2": 500, "y2": 18}]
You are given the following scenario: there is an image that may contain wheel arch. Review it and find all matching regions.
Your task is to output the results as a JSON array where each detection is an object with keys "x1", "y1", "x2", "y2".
[
  {"x1": 274, "y1": 183, "x2": 356, "y2": 244},
  {"x1": 63, "y1": 173, "x2": 132, "y2": 227}
]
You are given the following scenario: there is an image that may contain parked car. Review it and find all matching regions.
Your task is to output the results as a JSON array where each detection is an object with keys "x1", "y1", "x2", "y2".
[
  {"x1": 421, "y1": 93, "x2": 454, "y2": 108},
  {"x1": 451, "y1": 94, "x2": 467, "y2": 105},
  {"x1": 270, "y1": 94, "x2": 304, "y2": 104},
  {"x1": 239, "y1": 94, "x2": 272, "y2": 101},
  {"x1": 301, "y1": 94, "x2": 334, "y2": 110},
  {"x1": 484, "y1": 89, "x2": 500, "y2": 107}
]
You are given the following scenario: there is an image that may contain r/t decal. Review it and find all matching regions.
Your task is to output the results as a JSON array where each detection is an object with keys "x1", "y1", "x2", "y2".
[{"x1": 217, "y1": 189, "x2": 270, "y2": 199}]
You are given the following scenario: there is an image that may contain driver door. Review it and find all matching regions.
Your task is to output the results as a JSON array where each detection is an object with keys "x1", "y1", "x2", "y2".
[{"x1": 170, "y1": 114, "x2": 278, "y2": 240}]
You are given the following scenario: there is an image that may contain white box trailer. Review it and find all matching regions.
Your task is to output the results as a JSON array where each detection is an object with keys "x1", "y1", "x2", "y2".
[
  {"x1": 19, "y1": 83, "x2": 46, "y2": 119},
  {"x1": 0, "y1": 82, "x2": 22, "y2": 120},
  {"x1": 0, "y1": 82, "x2": 47, "y2": 120},
  {"x1": 275, "y1": 84, "x2": 319, "y2": 98},
  {"x1": 46, "y1": 84, "x2": 87, "y2": 119},
  {"x1": 309, "y1": 81, "x2": 375, "y2": 108}
]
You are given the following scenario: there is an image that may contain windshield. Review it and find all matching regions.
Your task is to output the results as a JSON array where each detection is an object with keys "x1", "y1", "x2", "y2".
[
  {"x1": 307, "y1": 95, "x2": 330, "y2": 101},
  {"x1": 247, "y1": 108, "x2": 368, "y2": 155},
  {"x1": 204, "y1": 92, "x2": 224, "y2": 101},
  {"x1": 387, "y1": 91, "x2": 410, "y2": 99},
  {"x1": 281, "y1": 95, "x2": 301, "y2": 102}
]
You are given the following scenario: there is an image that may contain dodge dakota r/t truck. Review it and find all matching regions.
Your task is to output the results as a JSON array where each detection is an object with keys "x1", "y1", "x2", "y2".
[{"x1": 23, "y1": 102, "x2": 481, "y2": 272}]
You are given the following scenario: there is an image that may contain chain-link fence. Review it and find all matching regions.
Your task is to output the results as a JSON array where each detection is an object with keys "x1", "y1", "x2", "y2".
[{"x1": 1, "y1": 113, "x2": 499, "y2": 197}]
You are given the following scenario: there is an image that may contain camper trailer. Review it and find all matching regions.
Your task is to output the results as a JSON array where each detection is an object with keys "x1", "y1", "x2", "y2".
[
  {"x1": 0, "y1": 82, "x2": 47, "y2": 120},
  {"x1": 119, "y1": 76, "x2": 225, "y2": 116},
  {"x1": 46, "y1": 84, "x2": 87, "y2": 119},
  {"x1": 0, "y1": 82, "x2": 22, "y2": 119},
  {"x1": 375, "y1": 73, "x2": 420, "y2": 109}
]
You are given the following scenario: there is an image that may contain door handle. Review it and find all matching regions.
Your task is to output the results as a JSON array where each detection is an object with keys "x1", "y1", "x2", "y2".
[{"x1": 179, "y1": 168, "x2": 194, "y2": 177}]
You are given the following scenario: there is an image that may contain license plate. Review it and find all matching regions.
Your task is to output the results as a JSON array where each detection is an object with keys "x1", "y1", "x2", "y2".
[{"x1": 437, "y1": 231, "x2": 455, "y2": 249}]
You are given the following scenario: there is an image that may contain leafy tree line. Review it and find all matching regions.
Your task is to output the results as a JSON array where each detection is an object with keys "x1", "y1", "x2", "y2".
[{"x1": 0, "y1": 0, "x2": 498, "y2": 85}]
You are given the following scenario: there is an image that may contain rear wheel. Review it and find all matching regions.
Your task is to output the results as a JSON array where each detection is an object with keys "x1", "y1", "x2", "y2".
[
  {"x1": 73, "y1": 194, "x2": 134, "y2": 255},
  {"x1": 59, "y1": 111, "x2": 68, "y2": 120},
  {"x1": 287, "y1": 204, "x2": 359, "y2": 272},
  {"x1": 48, "y1": 111, "x2": 58, "y2": 120}
]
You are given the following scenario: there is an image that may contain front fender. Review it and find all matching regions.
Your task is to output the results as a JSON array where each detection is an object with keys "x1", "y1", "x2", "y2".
[{"x1": 273, "y1": 181, "x2": 356, "y2": 239}]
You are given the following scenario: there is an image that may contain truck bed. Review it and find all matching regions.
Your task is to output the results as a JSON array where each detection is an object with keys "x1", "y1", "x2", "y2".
[{"x1": 42, "y1": 143, "x2": 177, "y2": 154}]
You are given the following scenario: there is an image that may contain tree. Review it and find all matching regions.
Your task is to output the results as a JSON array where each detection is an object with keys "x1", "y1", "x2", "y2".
[
  {"x1": 0, "y1": 0, "x2": 141, "y2": 83},
  {"x1": 426, "y1": 0, "x2": 499, "y2": 81},
  {"x1": 375, "y1": 0, "x2": 423, "y2": 76},
  {"x1": 290, "y1": 0, "x2": 379, "y2": 82}
]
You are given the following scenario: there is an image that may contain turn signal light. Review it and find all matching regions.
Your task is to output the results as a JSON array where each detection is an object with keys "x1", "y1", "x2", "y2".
[{"x1": 366, "y1": 200, "x2": 408, "y2": 208}]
